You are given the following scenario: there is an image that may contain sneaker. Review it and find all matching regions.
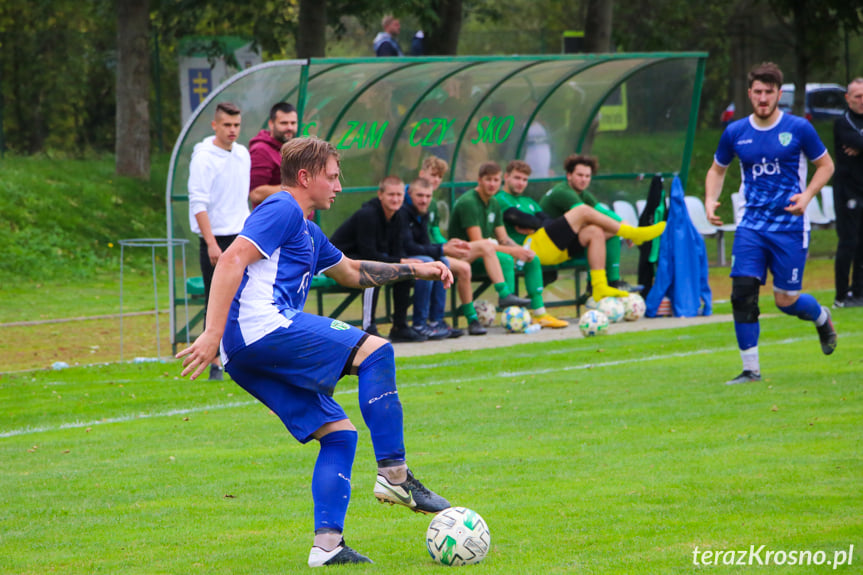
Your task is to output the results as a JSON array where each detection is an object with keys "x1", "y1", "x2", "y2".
[
  {"x1": 374, "y1": 469, "x2": 450, "y2": 514},
  {"x1": 467, "y1": 320, "x2": 487, "y2": 336},
  {"x1": 308, "y1": 539, "x2": 373, "y2": 567},
  {"x1": 726, "y1": 370, "x2": 762, "y2": 385},
  {"x1": 532, "y1": 313, "x2": 569, "y2": 329},
  {"x1": 816, "y1": 306, "x2": 837, "y2": 355},
  {"x1": 431, "y1": 321, "x2": 464, "y2": 339},
  {"x1": 609, "y1": 279, "x2": 644, "y2": 293},
  {"x1": 413, "y1": 323, "x2": 450, "y2": 340},
  {"x1": 498, "y1": 293, "x2": 532, "y2": 308},
  {"x1": 834, "y1": 296, "x2": 863, "y2": 308},
  {"x1": 208, "y1": 364, "x2": 224, "y2": 381},
  {"x1": 388, "y1": 325, "x2": 428, "y2": 343}
]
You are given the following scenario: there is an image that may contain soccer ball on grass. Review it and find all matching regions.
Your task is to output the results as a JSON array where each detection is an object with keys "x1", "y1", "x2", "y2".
[
  {"x1": 501, "y1": 306, "x2": 532, "y2": 333},
  {"x1": 426, "y1": 507, "x2": 491, "y2": 566},
  {"x1": 473, "y1": 299, "x2": 497, "y2": 327},
  {"x1": 579, "y1": 309, "x2": 609, "y2": 336}
]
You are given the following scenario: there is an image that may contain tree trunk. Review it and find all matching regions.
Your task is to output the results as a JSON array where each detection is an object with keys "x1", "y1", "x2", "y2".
[
  {"x1": 297, "y1": 0, "x2": 327, "y2": 58},
  {"x1": 584, "y1": 0, "x2": 613, "y2": 53},
  {"x1": 115, "y1": 0, "x2": 150, "y2": 179},
  {"x1": 424, "y1": 0, "x2": 463, "y2": 56}
]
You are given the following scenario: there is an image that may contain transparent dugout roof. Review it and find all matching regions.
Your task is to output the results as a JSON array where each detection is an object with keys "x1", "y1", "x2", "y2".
[{"x1": 166, "y1": 53, "x2": 708, "y2": 345}]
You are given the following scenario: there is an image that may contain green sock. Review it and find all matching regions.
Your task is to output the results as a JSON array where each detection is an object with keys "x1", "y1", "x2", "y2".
[
  {"x1": 606, "y1": 236, "x2": 621, "y2": 282},
  {"x1": 461, "y1": 302, "x2": 479, "y2": 323},
  {"x1": 494, "y1": 282, "x2": 512, "y2": 299}
]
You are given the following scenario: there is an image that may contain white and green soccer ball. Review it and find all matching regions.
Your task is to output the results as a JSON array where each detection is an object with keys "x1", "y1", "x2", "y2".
[
  {"x1": 623, "y1": 293, "x2": 646, "y2": 321},
  {"x1": 426, "y1": 507, "x2": 491, "y2": 566},
  {"x1": 473, "y1": 299, "x2": 497, "y2": 327},
  {"x1": 579, "y1": 309, "x2": 609, "y2": 337},
  {"x1": 584, "y1": 296, "x2": 599, "y2": 310},
  {"x1": 501, "y1": 306, "x2": 532, "y2": 333},
  {"x1": 597, "y1": 296, "x2": 626, "y2": 323}
]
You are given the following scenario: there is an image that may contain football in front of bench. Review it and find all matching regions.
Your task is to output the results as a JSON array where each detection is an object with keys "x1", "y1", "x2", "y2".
[{"x1": 474, "y1": 299, "x2": 497, "y2": 327}]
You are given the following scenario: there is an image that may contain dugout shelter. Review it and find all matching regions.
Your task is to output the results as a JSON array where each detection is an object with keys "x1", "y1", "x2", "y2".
[{"x1": 166, "y1": 53, "x2": 708, "y2": 349}]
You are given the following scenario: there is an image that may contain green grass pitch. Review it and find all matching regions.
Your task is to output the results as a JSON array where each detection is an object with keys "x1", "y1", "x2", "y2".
[{"x1": 2, "y1": 310, "x2": 861, "y2": 574}]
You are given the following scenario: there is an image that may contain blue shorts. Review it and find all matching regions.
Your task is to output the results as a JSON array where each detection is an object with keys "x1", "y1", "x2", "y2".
[
  {"x1": 224, "y1": 312, "x2": 367, "y2": 443},
  {"x1": 730, "y1": 227, "x2": 809, "y2": 292}
]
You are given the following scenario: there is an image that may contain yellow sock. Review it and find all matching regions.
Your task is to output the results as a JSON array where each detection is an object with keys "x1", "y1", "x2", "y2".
[
  {"x1": 617, "y1": 221, "x2": 666, "y2": 246},
  {"x1": 591, "y1": 269, "x2": 629, "y2": 300}
]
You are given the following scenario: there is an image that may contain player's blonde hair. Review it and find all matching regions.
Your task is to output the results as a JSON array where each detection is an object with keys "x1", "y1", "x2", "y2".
[
  {"x1": 421, "y1": 156, "x2": 448, "y2": 177},
  {"x1": 280, "y1": 136, "x2": 339, "y2": 188}
]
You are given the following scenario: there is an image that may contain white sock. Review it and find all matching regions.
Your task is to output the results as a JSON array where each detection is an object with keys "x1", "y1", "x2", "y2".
[
  {"x1": 532, "y1": 306, "x2": 547, "y2": 316},
  {"x1": 815, "y1": 306, "x2": 828, "y2": 326},
  {"x1": 313, "y1": 532, "x2": 342, "y2": 551},
  {"x1": 740, "y1": 347, "x2": 760, "y2": 374}
]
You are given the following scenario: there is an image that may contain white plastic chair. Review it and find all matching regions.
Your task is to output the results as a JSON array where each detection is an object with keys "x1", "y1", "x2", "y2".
[
  {"x1": 820, "y1": 186, "x2": 835, "y2": 223},
  {"x1": 684, "y1": 195, "x2": 735, "y2": 266},
  {"x1": 612, "y1": 200, "x2": 639, "y2": 228},
  {"x1": 805, "y1": 194, "x2": 832, "y2": 228}
]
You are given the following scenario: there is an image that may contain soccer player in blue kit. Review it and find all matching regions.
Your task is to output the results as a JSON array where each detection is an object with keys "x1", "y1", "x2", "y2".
[
  {"x1": 178, "y1": 137, "x2": 452, "y2": 567},
  {"x1": 705, "y1": 62, "x2": 837, "y2": 385}
]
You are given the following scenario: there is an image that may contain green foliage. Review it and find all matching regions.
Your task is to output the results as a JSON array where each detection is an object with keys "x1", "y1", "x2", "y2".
[
  {"x1": 2, "y1": 315, "x2": 861, "y2": 573},
  {"x1": 0, "y1": 154, "x2": 168, "y2": 281}
]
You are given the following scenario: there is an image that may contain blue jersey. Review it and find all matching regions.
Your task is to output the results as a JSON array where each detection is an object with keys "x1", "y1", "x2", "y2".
[
  {"x1": 714, "y1": 112, "x2": 827, "y2": 232},
  {"x1": 221, "y1": 192, "x2": 343, "y2": 359}
]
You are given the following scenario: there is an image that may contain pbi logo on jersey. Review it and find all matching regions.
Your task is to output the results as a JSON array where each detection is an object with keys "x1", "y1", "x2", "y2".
[
  {"x1": 752, "y1": 157, "x2": 781, "y2": 180},
  {"x1": 329, "y1": 319, "x2": 351, "y2": 331},
  {"x1": 487, "y1": 212, "x2": 496, "y2": 224},
  {"x1": 778, "y1": 132, "x2": 792, "y2": 146}
]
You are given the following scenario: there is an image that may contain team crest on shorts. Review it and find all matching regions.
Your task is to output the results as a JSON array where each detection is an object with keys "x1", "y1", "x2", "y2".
[
  {"x1": 329, "y1": 319, "x2": 351, "y2": 331},
  {"x1": 778, "y1": 132, "x2": 792, "y2": 146}
]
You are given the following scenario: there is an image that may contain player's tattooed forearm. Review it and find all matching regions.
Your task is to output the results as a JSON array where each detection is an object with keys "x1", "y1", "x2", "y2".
[{"x1": 358, "y1": 262, "x2": 416, "y2": 287}]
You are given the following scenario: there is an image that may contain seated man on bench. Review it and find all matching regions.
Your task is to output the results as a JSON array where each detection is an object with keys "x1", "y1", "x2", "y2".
[
  {"x1": 498, "y1": 160, "x2": 667, "y2": 301},
  {"x1": 449, "y1": 161, "x2": 568, "y2": 328}
]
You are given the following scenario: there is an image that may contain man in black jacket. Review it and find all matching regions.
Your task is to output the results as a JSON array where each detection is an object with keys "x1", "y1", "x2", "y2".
[
  {"x1": 401, "y1": 177, "x2": 474, "y2": 339},
  {"x1": 331, "y1": 176, "x2": 427, "y2": 342},
  {"x1": 833, "y1": 78, "x2": 863, "y2": 308}
]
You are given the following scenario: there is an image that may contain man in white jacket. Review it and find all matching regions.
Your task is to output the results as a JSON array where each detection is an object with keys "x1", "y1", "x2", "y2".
[{"x1": 188, "y1": 101, "x2": 251, "y2": 380}]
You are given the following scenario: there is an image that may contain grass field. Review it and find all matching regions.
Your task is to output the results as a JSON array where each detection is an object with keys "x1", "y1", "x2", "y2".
[{"x1": 2, "y1": 307, "x2": 861, "y2": 574}]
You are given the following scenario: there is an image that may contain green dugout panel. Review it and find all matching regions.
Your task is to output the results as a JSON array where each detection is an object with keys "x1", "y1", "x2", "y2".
[{"x1": 166, "y1": 53, "x2": 708, "y2": 347}]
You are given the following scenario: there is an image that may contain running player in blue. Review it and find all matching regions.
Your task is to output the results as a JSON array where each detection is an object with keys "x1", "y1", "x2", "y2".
[
  {"x1": 704, "y1": 62, "x2": 837, "y2": 385},
  {"x1": 177, "y1": 137, "x2": 452, "y2": 567}
]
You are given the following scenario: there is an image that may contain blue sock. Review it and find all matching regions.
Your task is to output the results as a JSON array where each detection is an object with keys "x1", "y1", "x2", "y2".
[
  {"x1": 778, "y1": 293, "x2": 822, "y2": 322},
  {"x1": 312, "y1": 429, "x2": 357, "y2": 532},
  {"x1": 357, "y1": 343, "x2": 405, "y2": 463},
  {"x1": 734, "y1": 321, "x2": 760, "y2": 351}
]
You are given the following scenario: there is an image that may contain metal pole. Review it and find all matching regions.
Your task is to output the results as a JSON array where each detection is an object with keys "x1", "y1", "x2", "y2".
[
  {"x1": 152, "y1": 244, "x2": 161, "y2": 359},
  {"x1": 120, "y1": 243, "x2": 125, "y2": 361}
]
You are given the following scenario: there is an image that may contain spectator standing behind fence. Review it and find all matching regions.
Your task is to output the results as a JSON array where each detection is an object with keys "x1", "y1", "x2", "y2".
[
  {"x1": 248, "y1": 102, "x2": 298, "y2": 209},
  {"x1": 187, "y1": 102, "x2": 251, "y2": 380},
  {"x1": 832, "y1": 78, "x2": 863, "y2": 308},
  {"x1": 330, "y1": 176, "x2": 427, "y2": 343},
  {"x1": 373, "y1": 15, "x2": 403, "y2": 57}
]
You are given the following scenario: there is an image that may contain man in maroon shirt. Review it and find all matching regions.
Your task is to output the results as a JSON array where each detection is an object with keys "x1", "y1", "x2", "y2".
[{"x1": 249, "y1": 102, "x2": 298, "y2": 208}]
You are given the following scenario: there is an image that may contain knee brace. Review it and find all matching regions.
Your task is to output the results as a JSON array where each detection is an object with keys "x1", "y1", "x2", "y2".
[{"x1": 731, "y1": 276, "x2": 760, "y2": 323}]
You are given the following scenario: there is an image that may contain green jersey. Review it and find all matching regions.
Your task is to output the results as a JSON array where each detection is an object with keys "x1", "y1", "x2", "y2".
[
  {"x1": 540, "y1": 181, "x2": 618, "y2": 221},
  {"x1": 449, "y1": 189, "x2": 502, "y2": 241},
  {"x1": 427, "y1": 199, "x2": 447, "y2": 244},
  {"x1": 495, "y1": 190, "x2": 543, "y2": 245}
]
